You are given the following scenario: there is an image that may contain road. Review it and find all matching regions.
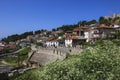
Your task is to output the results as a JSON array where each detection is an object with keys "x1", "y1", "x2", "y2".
[
  {"x1": 0, "y1": 66, "x2": 14, "y2": 73},
  {"x1": 0, "y1": 48, "x2": 25, "y2": 58}
]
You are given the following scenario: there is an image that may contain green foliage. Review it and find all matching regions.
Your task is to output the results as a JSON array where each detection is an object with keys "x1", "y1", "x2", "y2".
[
  {"x1": 18, "y1": 47, "x2": 31, "y2": 61},
  {"x1": 112, "y1": 39, "x2": 120, "y2": 46},
  {"x1": 0, "y1": 46, "x2": 20, "y2": 55},
  {"x1": 87, "y1": 20, "x2": 97, "y2": 25},
  {"x1": 2, "y1": 31, "x2": 33, "y2": 43},
  {"x1": 3, "y1": 57, "x2": 18, "y2": 67},
  {"x1": 57, "y1": 24, "x2": 77, "y2": 32},
  {"x1": 35, "y1": 30, "x2": 41, "y2": 34},
  {"x1": 4, "y1": 57, "x2": 18, "y2": 63},
  {"x1": 0, "y1": 56, "x2": 18, "y2": 67},
  {"x1": 0, "y1": 47, "x2": 31, "y2": 67},
  {"x1": 99, "y1": 17, "x2": 110, "y2": 26},
  {"x1": 78, "y1": 20, "x2": 97, "y2": 26},
  {"x1": 36, "y1": 42, "x2": 43, "y2": 47},
  {"x1": 77, "y1": 44, "x2": 120, "y2": 80},
  {"x1": 13, "y1": 42, "x2": 120, "y2": 80},
  {"x1": 113, "y1": 17, "x2": 120, "y2": 23},
  {"x1": 112, "y1": 30, "x2": 120, "y2": 39},
  {"x1": 78, "y1": 20, "x2": 88, "y2": 26}
]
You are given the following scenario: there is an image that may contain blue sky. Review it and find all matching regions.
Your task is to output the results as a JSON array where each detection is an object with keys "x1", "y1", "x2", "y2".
[{"x1": 0, "y1": 0, "x2": 120, "y2": 38}]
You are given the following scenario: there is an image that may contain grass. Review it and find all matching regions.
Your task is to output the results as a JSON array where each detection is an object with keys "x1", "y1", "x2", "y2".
[
  {"x1": 0, "y1": 47, "x2": 31, "y2": 67},
  {"x1": 0, "y1": 57, "x2": 18, "y2": 67}
]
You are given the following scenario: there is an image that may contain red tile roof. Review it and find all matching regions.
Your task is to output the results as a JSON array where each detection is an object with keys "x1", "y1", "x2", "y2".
[
  {"x1": 73, "y1": 27, "x2": 90, "y2": 32},
  {"x1": 96, "y1": 25, "x2": 114, "y2": 29},
  {"x1": 65, "y1": 36, "x2": 78, "y2": 40}
]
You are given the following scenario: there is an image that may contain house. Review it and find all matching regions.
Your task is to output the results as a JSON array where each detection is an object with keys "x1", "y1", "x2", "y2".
[
  {"x1": 36, "y1": 37, "x2": 44, "y2": 43},
  {"x1": 0, "y1": 46, "x2": 4, "y2": 52},
  {"x1": 0, "y1": 42, "x2": 5, "y2": 47},
  {"x1": 104, "y1": 13, "x2": 120, "y2": 19},
  {"x1": 27, "y1": 35, "x2": 33, "y2": 41},
  {"x1": 51, "y1": 31, "x2": 61, "y2": 36},
  {"x1": 64, "y1": 36, "x2": 86, "y2": 47},
  {"x1": 65, "y1": 37, "x2": 72, "y2": 47},
  {"x1": 0, "y1": 42, "x2": 6, "y2": 52},
  {"x1": 90, "y1": 25, "x2": 115, "y2": 41},
  {"x1": 73, "y1": 27, "x2": 81, "y2": 36},
  {"x1": 8, "y1": 42, "x2": 16, "y2": 49},
  {"x1": 65, "y1": 31, "x2": 73, "y2": 37},
  {"x1": 73, "y1": 27, "x2": 90, "y2": 42},
  {"x1": 112, "y1": 24, "x2": 120, "y2": 28},
  {"x1": 45, "y1": 38, "x2": 59, "y2": 47}
]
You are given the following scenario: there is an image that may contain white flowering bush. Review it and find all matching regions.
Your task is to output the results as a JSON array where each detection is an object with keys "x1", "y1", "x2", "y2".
[
  {"x1": 76, "y1": 43, "x2": 120, "y2": 80},
  {"x1": 13, "y1": 42, "x2": 120, "y2": 80}
]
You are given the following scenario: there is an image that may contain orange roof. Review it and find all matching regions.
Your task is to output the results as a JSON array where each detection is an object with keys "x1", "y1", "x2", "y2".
[
  {"x1": 51, "y1": 31, "x2": 60, "y2": 34},
  {"x1": 45, "y1": 38, "x2": 53, "y2": 41},
  {"x1": 71, "y1": 36, "x2": 78, "y2": 39},
  {"x1": 96, "y1": 25, "x2": 114, "y2": 29},
  {"x1": 65, "y1": 36, "x2": 78, "y2": 40},
  {"x1": 66, "y1": 31, "x2": 72, "y2": 33},
  {"x1": 73, "y1": 27, "x2": 90, "y2": 32},
  {"x1": 73, "y1": 27, "x2": 81, "y2": 32},
  {"x1": 86, "y1": 28, "x2": 92, "y2": 31}
]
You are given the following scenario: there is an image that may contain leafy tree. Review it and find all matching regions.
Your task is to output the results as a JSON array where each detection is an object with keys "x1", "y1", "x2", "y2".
[
  {"x1": 113, "y1": 17, "x2": 120, "y2": 23},
  {"x1": 99, "y1": 17, "x2": 110, "y2": 26},
  {"x1": 57, "y1": 24, "x2": 77, "y2": 32},
  {"x1": 36, "y1": 42, "x2": 43, "y2": 47},
  {"x1": 2, "y1": 31, "x2": 33, "y2": 43},
  {"x1": 52, "y1": 28, "x2": 56, "y2": 31},
  {"x1": 78, "y1": 20, "x2": 87, "y2": 26},
  {"x1": 87, "y1": 20, "x2": 97, "y2": 25},
  {"x1": 35, "y1": 30, "x2": 41, "y2": 34},
  {"x1": 113, "y1": 30, "x2": 120, "y2": 39}
]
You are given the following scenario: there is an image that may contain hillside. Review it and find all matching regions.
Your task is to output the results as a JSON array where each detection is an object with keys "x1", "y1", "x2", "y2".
[
  {"x1": 11, "y1": 41, "x2": 120, "y2": 80},
  {"x1": 2, "y1": 14, "x2": 120, "y2": 43}
]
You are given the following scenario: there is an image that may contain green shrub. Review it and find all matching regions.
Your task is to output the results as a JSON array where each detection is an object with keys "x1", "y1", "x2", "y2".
[
  {"x1": 36, "y1": 42, "x2": 43, "y2": 47},
  {"x1": 76, "y1": 44, "x2": 120, "y2": 80},
  {"x1": 18, "y1": 47, "x2": 31, "y2": 61}
]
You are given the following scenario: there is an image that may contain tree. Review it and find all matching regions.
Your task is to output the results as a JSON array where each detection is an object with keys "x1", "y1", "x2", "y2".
[
  {"x1": 52, "y1": 28, "x2": 56, "y2": 31},
  {"x1": 87, "y1": 20, "x2": 97, "y2": 25},
  {"x1": 78, "y1": 20, "x2": 87, "y2": 26},
  {"x1": 99, "y1": 17, "x2": 110, "y2": 26},
  {"x1": 57, "y1": 24, "x2": 77, "y2": 32},
  {"x1": 2, "y1": 31, "x2": 34, "y2": 43},
  {"x1": 35, "y1": 30, "x2": 41, "y2": 34},
  {"x1": 113, "y1": 17, "x2": 120, "y2": 23}
]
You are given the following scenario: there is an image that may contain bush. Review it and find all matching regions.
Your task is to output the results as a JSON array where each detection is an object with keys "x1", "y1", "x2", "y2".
[
  {"x1": 18, "y1": 47, "x2": 31, "y2": 63},
  {"x1": 36, "y1": 42, "x2": 43, "y2": 47},
  {"x1": 76, "y1": 44, "x2": 120, "y2": 80}
]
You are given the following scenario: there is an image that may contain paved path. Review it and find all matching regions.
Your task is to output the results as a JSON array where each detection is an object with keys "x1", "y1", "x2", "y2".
[
  {"x1": 0, "y1": 48, "x2": 25, "y2": 58},
  {"x1": 0, "y1": 66, "x2": 14, "y2": 73}
]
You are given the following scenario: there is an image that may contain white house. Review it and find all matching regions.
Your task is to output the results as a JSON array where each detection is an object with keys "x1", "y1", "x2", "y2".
[
  {"x1": 84, "y1": 32, "x2": 90, "y2": 42},
  {"x1": 46, "y1": 41, "x2": 59, "y2": 47},
  {"x1": 0, "y1": 43, "x2": 5, "y2": 47},
  {"x1": 112, "y1": 24, "x2": 120, "y2": 28},
  {"x1": 73, "y1": 27, "x2": 91, "y2": 42},
  {"x1": 65, "y1": 39, "x2": 72, "y2": 47}
]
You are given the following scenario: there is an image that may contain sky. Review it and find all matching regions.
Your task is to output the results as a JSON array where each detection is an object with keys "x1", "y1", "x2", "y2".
[{"x1": 0, "y1": 0, "x2": 120, "y2": 39}]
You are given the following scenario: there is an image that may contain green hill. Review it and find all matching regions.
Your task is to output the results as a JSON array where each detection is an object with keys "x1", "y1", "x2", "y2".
[{"x1": 12, "y1": 43, "x2": 120, "y2": 80}]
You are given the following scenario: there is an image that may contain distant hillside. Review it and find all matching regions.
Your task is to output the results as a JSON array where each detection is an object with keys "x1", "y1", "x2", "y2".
[{"x1": 2, "y1": 13, "x2": 120, "y2": 43}]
